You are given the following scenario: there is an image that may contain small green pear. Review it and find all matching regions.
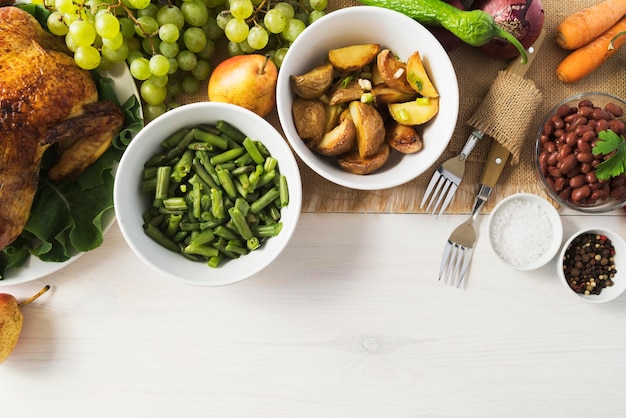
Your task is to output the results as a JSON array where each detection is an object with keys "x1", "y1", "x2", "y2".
[{"x1": 0, "y1": 285, "x2": 50, "y2": 364}]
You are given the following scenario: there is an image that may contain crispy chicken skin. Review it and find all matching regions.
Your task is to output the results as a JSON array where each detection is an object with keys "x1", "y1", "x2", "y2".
[{"x1": 0, "y1": 7, "x2": 124, "y2": 251}]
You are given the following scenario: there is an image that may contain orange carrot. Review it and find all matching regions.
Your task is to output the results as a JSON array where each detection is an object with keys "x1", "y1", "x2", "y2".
[
  {"x1": 555, "y1": 0, "x2": 626, "y2": 50},
  {"x1": 556, "y1": 16, "x2": 626, "y2": 83}
]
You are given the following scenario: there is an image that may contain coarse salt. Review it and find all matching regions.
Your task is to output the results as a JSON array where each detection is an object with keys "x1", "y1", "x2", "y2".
[{"x1": 489, "y1": 198, "x2": 554, "y2": 266}]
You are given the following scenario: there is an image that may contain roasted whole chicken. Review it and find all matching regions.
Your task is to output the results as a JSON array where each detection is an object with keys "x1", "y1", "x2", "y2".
[{"x1": 0, "y1": 6, "x2": 124, "y2": 251}]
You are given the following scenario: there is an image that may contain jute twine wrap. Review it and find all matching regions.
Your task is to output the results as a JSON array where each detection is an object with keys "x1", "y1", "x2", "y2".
[
  {"x1": 180, "y1": 0, "x2": 626, "y2": 213},
  {"x1": 466, "y1": 71, "x2": 543, "y2": 164}
]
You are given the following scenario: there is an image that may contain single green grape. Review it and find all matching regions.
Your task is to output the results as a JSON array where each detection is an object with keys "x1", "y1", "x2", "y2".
[
  {"x1": 264, "y1": 9, "x2": 286, "y2": 34},
  {"x1": 229, "y1": 0, "x2": 253, "y2": 20},
  {"x1": 149, "y1": 54, "x2": 171, "y2": 77},
  {"x1": 181, "y1": 76, "x2": 200, "y2": 95},
  {"x1": 191, "y1": 59, "x2": 211, "y2": 80},
  {"x1": 273, "y1": 2, "x2": 294, "y2": 19},
  {"x1": 56, "y1": 0, "x2": 76, "y2": 14},
  {"x1": 247, "y1": 26, "x2": 269, "y2": 50},
  {"x1": 74, "y1": 45, "x2": 101, "y2": 70},
  {"x1": 227, "y1": 40, "x2": 244, "y2": 57},
  {"x1": 167, "y1": 57, "x2": 179, "y2": 74},
  {"x1": 216, "y1": 11, "x2": 232, "y2": 30},
  {"x1": 159, "y1": 41, "x2": 180, "y2": 58},
  {"x1": 148, "y1": 74, "x2": 169, "y2": 88},
  {"x1": 137, "y1": 3, "x2": 158, "y2": 18},
  {"x1": 102, "y1": 43, "x2": 129, "y2": 62},
  {"x1": 159, "y1": 23, "x2": 180, "y2": 43},
  {"x1": 177, "y1": 50, "x2": 198, "y2": 71},
  {"x1": 167, "y1": 78, "x2": 184, "y2": 97},
  {"x1": 135, "y1": 16, "x2": 159, "y2": 38},
  {"x1": 47, "y1": 12, "x2": 69, "y2": 36},
  {"x1": 130, "y1": 56, "x2": 152, "y2": 80},
  {"x1": 181, "y1": 0, "x2": 209, "y2": 27},
  {"x1": 126, "y1": 49, "x2": 144, "y2": 64},
  {"x1": 309, "y1": 10, "x2": 325, "y2": 24},
  {"x1": 202, "y1": 16, "x2": 224, "y2": 40},
  {"x1": 127, "y1": 0, "x2": 150, "y2": 10},
  {"x1": 224, "y1": 18, "x2": 249, "y2": 43},
  {"x1": 102, "y1": 31, "x2": 124, "y2": 49},
  {"x1": 282, "y1": 18, "x2": 305, "y2": 42},
  {"x1": 309, "y1": 0, "x2": 327, "y2": 11},
  {"x1": 183, "y1": 27, "x2": 207, "y2": 53},
  {"x1": 68, "y1": 20, "x2": 96, "y2": 47},
  {"x1": 143, "y1": 103, "x2": 168, "y2": 122},
  {"x1": 274, "y1": 47, "x2": 288, "y2": 68},
  {"x1": 119, "y1": 17, "x2": 136, "y2": 39},
  {"x1": 140, "y1": 80, "x2": 167, "y2": 105},
  {"x1": 196, "y1": 39, "x2": 216, "y2": 60},
  {"x1": 156, "y1": 5, "x2": 185, "y2": 30},
  {"x1": 238, "y1": 39, "x2": 255, "y2": 53}
]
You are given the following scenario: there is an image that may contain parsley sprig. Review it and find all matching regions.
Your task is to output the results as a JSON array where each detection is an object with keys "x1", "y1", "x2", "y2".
[{"x1": 593, "y1": 130, "x2": 626, "y2": 180}]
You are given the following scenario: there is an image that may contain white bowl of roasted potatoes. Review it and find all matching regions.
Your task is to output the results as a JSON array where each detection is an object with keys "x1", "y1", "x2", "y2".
[{"x1": 276, "y1": 6, "x2": 459, "y2": 190}]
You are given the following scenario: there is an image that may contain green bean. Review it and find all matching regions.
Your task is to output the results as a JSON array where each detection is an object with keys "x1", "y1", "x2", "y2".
[
  {"x1": 247, "y1": 237, "x2": 260, "y2": 251},
  {"x1": 186, "y1": 142, "x2": 214, "y2": 151},
  {"x1": 212, "y1": 238, "x2": 240, "y2": 259},
  {"x1": 142, "y1": 177, "x2": 157, "y2": 193},
  {"x1": 207, "y1": 254, "x2": 223, "y2": 268},
  {"x1": 264, "y1": 156, "x2": 277, "y2": 173},
  {"x1": 163, "y1": 197, "x2": 187, "y2": 211},
  {"x1": 267, "y1": 202, "x2": 282, "y2": 222},
  {"x1": 250, "y1": 187, "x2": 280, "y2": 214},
  {"x1": 144, "y1": 147, "x2": 182, "y2": 168},
  {"x1": 194, "y1": 128, "x2": 229, "y2": 150},
  {"x1": 257, "y1": 170, "x2": 276, "y2": 188},
  {"x1": 216, "y1": 167, "x2": 237, "y2": 198},
  {"x1": 160, "y1": 127, "x2": 190, "y2": 149},
  {"x1": 225, "y1": 240, "x2": 249, "y2": 256},
  {"x1": 228, "y1": 207, "x2": 253, "y2": 240},
  {"x1": 144, "y1": 223, "x2": 179, "y2": 252},
  {"x1": 214, "y1": 225, "x2": 239, "y2": 241},
  {"x1": 211, "y1": 188, "x2": 225, "y2": 219},
  {"x1": 165, "y1": 214, "x2": 182, "y2": 237},
  {"x1": 155, "y1": 166, "x2": 172, "y2": 200},
  {"x1": 197, "y1": 151, "x2": 220, "y2": 185},
  {"x1": 243, "y1": 137, "x2": 265, "y2": 164},
  {"x1": 253, "y1": 222, "x2": 283, "y2": 237},
  {"x1": 234, "y1": 153, "x2": 253, "y2": 166},
  {"x1": 143, "y1": 166, "x2": 157, "y2": 180},
  {"x1": 234, "y1": 197, "x2": 250, "y2": 216},
  {"x1": 172, "y1": 230, "x2": 188, "y2": 243},
  {"x1": 189, "y1": 229, "x2": 215, "y2": 246},
  {"x1": 171, "y1": 150, "x2": 193, "y2": 182},
  {"x1": 278, "y1": 175, "x2": 289, "y2": 209},
  {"x1": 216, "y1": 119, "x2": 246, "y2": 143},
  {"x1": 175, "y1": 129, "x2": 197, "y2": 152},
  {"x1": 231, "y1": 165, "x2": 254, "y2": 176},
  {"x1": 210, "y1": 147, "x2": 245, "y2": 165},
  {"x1": 191, "y1": 181, "x2": 202, "y2": 219},
  {"x1": 183, "y1": 242, "x2": 219, "y2": 258}
]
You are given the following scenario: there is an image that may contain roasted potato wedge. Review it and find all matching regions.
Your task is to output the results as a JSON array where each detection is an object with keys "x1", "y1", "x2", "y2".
[
  {"x1": 372, "y1": 84, "x2": 418, "y2": 105},
  {"x1": 388, "y1": 97, "x2": 439, "y2": 126},
  {"x1": 405, "y1": 51, "x2": 438, "y2": 98},
  {"x1": 314, "y1": 117, "x2": 356, "y2": 156},
  {"x1": 328, "y1": 43, "x2": 380, "y2": 72},
  {"x1": 324, "y1": 103, "x2": 345, "y2": 133},
  {"x1": 385, "y1": 121, "x2": 423, "y2": 154},
  {"x1": 328, "y1": 78, "x2": 364, "y2": 106},
  {"x1": 337, "y1": 143, "x2": 390, "y2": 175},
  {"x1": 349, "y1": 100, "x2": 386, "y2": 158},
  {"x1": 376, "y1": 49, "x2": 414, "y2": 94},
  {"x1": 290, "y1": 61, "x2": 335, "y2": 99},
  {"x1": 292, "y1": 97, "x2": 326, "y2": 148}
]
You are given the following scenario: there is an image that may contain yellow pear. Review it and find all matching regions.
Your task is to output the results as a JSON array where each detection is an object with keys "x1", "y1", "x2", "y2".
[{"x1": 0, "y1": 285, "x2": 50, "y2": 364}]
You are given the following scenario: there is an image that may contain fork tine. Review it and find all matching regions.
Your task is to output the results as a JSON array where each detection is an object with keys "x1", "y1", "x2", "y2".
[
  {"x1": 429, "y1": 180, "x2": 452, "y2": 214},
  {"x1": 436, "y1": 183, "x2": 458, "y2": 219},
  {"x1": 456, "y1": 247, "x2": 474, "y2": 288},
  {"x1": 420, "y1": 169, "x2": 442, "y2": 209},
  {"x1": 437, "y1": 241, "x2": 453, "y2": 282},
  {"x1": 450, "y1": 245, "x2": 466, "y2": 286}
]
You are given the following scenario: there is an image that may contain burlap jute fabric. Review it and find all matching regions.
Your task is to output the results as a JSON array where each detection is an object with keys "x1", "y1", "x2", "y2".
[{"x1": 181, "y1": 0, "x2": 626, "y2": 213}]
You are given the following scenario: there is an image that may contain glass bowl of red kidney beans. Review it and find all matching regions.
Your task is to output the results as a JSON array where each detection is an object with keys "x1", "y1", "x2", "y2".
[{"x1": 534, "y1": 92, "x2": 626, "y2": 213}]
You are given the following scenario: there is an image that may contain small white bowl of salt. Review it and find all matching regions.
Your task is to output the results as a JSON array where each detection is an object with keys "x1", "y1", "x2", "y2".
[{"x1": 487, "y1": 193, "x2": 563, "y2": 271}]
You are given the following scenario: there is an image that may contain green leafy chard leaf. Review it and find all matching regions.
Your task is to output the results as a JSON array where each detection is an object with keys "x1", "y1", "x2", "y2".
[{"x1": 593, "y1": 130, "x2": 626, "y2": 181}]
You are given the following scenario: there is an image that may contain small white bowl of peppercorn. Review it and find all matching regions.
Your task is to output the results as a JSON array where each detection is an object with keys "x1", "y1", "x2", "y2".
[{"x1": 558, "y1": 227, "x2": 626, "y2": 303}]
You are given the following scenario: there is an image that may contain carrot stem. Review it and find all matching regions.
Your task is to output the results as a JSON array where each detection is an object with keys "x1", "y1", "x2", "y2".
[{"x1": 555, "y1": 0, "x2": 626, "y2": 50}]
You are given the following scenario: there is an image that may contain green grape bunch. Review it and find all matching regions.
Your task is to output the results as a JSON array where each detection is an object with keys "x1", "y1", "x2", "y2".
[{"x1": 42, "y1": 0, "x2": 328, "y2": 121}]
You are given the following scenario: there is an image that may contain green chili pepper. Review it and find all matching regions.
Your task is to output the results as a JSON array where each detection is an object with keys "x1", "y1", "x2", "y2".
[{"x1": 358, "y1": 0, "x2": 528, "y2": 64}]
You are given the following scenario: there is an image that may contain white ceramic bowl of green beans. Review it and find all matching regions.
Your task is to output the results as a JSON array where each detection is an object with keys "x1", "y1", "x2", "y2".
[
  {"x1": 276, "y1": 6, "x2": 459, "y2": 190},
  {"x1": 114, "y1": 102, "x2": 302, "y2": 286}
]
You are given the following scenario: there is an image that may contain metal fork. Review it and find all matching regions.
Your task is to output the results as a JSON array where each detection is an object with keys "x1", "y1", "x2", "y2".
[
  {"x1": 438, "y1": 140, "x2": 511, "y2": 288},
  {"x1": 420, "y1": 130, "x2": 483, "y2": 217}
]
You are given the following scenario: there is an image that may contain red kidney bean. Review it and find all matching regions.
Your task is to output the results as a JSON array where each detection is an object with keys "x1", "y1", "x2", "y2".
[
  {"x1": 571, "y1": 185, "x2": 591, "y2": 202},
  {"x1": 606, "y1": 102, "x2": 624, "y2": 117},
  {"x1": 538, "y1": 97, "x2": 626, "y2": 207}
]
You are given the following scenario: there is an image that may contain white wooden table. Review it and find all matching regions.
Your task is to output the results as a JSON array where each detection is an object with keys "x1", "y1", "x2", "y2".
[{"x1": 1, "y1": 210, "x2": 626, "y2": 417}]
